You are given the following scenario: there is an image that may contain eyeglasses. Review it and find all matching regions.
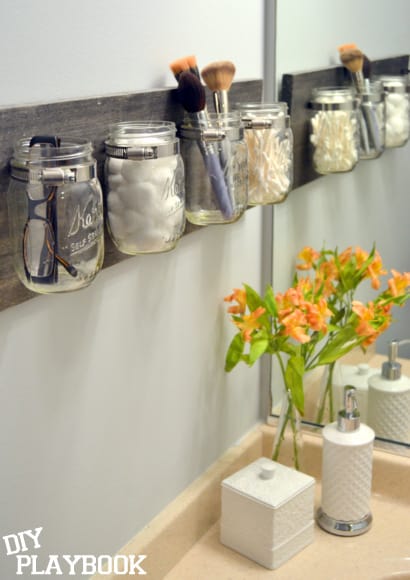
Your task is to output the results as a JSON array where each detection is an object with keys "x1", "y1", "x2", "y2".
[{"x1": 23, "y1": 136, "x2": 78, "y2": 284}]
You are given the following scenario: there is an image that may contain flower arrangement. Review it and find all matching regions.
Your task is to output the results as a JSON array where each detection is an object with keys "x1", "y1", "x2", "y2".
[{"x1": 224, "y1": 245, "x2": 410, "y2": 469}]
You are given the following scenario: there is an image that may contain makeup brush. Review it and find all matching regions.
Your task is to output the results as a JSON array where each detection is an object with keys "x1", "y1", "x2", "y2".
[
  {"x1": 201, "y1": 60, "x2": 236, "y2": 114},
  {"x1": 169, "y1": 57, "x2": 190, "y2": 81},
  {"x1": 177, "y1": 71, "x2": 234, "y2": 219},
  {"x1": 186, "y1": 54, "x2": 200, "y2": 78}
]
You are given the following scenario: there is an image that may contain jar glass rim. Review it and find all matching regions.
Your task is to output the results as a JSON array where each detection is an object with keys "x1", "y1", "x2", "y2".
[
  {"x1": 108, "y1": 120, "x2": 177, "y2": 139},
  {"x1": 14, "y1": 137, "x2": 93, "y2": 162}
]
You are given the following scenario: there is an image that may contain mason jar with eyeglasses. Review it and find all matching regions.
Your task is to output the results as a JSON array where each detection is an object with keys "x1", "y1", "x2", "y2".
[{"x1": 7, "y1": 136, "x2": 104, "y2": 294}]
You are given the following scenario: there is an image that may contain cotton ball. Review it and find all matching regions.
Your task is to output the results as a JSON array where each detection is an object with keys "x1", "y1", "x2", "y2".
[
  {"x1": 107, "y1": 191, "x2": 125, "y2": 214},
  {"x1": 107, "y1": 211, "x2": 126, "y2": 241},
  {"x1": 121, "y1": 159, "x2": 153, "y2": 183},
  {"x1": 107, "y1": 173, "x2": 124, "y2": 189},
  {"x1": 106, "y1": 157, "x2": 124, "y2": 175}
]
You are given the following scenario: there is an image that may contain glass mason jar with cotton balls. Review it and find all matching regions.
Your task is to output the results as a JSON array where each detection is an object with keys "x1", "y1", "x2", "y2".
[
  {"x1": 377, "y1": 75, "x2": 410, "y2": 148},
  {"x1": 104, "y1": 121, "x2": 185, "y2": 255},
  {"x1": 309, "y1": 86, "x2": 360, "y2": 175}
]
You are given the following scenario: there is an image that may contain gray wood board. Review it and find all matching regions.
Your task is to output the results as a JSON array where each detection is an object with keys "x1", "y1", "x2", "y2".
[
  {"x1": 280, "y1": 55, "x2": 409, "y2": 189},
  {"x1": 0, "y1": 80, "x2": 262, "y2": 312}
]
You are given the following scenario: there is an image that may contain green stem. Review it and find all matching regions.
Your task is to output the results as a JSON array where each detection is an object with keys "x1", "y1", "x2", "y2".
[
  {"x1": 315, "y1": 361, "x2": 336, "y2": 424},
  {"x1": 272, "y1": 354, "x2": 301, "y2": 470}
]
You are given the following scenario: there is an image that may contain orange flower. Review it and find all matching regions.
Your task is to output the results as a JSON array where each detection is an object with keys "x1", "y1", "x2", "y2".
[
  {"x1": 281, "y1": 309, "x2": 310, "y2": 344},
  {"x1": 387, "y1": 270, "x2": 410, "y2": 298},
  {"x1": 352, "y1": 301, "x2": 375, "y2": 337},
  {"x1": 234, "y1": 306, "x2": 266, "y2": 342},
  {"x1": 304, "y1": 298, "x2": 332, "y2": 333},
  {"x1": 224, "y1": 288, "x2": 247, "y2": 314},
  {"x1": 338, "y1": 246, "x2": 353, "y2": 265},
  {"x1": 315, "y1": 260, "x2": 339, "y2": 296},
  {"x1": 296, "y1": 247, "x2": 320, "y2": 270},
  {"x1": 355, "y1": 247, "x2": 369, "y2": 269},
  {"x1": 366, "y1": 251, "x2": 387, "y2": 290}
]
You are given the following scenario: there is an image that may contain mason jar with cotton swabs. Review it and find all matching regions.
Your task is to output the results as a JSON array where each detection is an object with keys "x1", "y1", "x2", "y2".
[
  {"x1": 235, "y1": 102, "x2": 293, "y2": 205},
  {"x1": 309, "y1": 87, "x2": 360, "y2": 174},
  {"x1": 104, "y1": 121, "x2": 185, "y2": 254}
]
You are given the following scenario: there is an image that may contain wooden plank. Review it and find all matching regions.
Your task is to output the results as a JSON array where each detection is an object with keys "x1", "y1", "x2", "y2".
[
  {"x1": 0, "y1": 80, "x2": 263, "y2": 312},
  {"x1": 280, "y1": 55, "x2": 409, "y2": 189}
]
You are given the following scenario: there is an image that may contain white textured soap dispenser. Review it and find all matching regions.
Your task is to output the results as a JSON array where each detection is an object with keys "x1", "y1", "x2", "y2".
[
  {"x1": 317, "y1": 386, "x2": 375, "y2": 536},
  {"x1": 367, "y1": 339, "x2": 410, "y2": 442}
]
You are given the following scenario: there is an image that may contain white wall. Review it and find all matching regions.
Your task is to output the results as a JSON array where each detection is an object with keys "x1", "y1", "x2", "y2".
[
  {"x1": 274, "y1": 0, "x2": 410, "y2": 358},
  {"x1": 0, "y1": 1, "x2": 265, "y2": 576}
]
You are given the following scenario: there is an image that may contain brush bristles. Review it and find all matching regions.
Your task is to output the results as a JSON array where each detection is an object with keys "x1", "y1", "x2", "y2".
[
  {"x1": 177, "y1": 71, "x2": 206, "y2": 114},
  {"x1": 186, "y1": 55, "x2": 200, "y2": 77},
  {"x1": 339, "y1": 48, "x2": 364, "y2": 74},
  {"x1": 201, "y1": 61, "x2": 236, "y2": 92},
  {"x1": 169, "y1": 58, "x2": 190, "y2": 79}
]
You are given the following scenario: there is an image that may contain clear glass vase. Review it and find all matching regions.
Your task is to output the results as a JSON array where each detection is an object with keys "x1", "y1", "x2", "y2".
[{"x1": 272, "y1": 391, "x2": 304, "y2": 471}]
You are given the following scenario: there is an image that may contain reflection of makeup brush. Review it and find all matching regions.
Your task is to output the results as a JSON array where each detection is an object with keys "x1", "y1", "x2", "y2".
[
  {"x1": 338, "y1": 44, "x2": 381, "y2": 155},
  {"x1": 177, "y1": 71, "x2": 234, "y2": 219},
  {"x1": 338, "y1": 44, "x2": 364, "y2": 91},
  {"x1": 201, "y1": 61, "x2": 236, "y2": 114}
]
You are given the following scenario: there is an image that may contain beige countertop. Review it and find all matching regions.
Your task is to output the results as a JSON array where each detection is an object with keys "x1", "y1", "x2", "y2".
[
  {"x1": 165, "y1": 483, "x2": 410, "y2": 580},
  {"x1": 93, "y1": 424, "x2": 410, "y2": 580}
]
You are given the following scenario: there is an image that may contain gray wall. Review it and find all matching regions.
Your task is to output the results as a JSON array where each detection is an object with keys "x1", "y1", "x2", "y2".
[{"x1": 0, "y1": 1, "x2": 265, "y2": 576}]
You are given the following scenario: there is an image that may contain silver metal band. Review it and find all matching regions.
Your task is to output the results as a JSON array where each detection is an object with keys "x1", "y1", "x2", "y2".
[
  {"x1": 242, "y1": 116, "x2": 291, "y2": 130},
  {"x1": 316, "y1": 508, "x2": 372, "y2": 536},
  {"x1": 105, "y1": 141, "x2": 179, "y2": 160},
  {"x1": 10, "y1": 163, "x2": 96, "y2": 184},
  {"x1": 178, "y1": 126, "x2": 243, "y2": 142},
  {"x1": 310, "y1": 100, "x2": 359, "y2": 111}
]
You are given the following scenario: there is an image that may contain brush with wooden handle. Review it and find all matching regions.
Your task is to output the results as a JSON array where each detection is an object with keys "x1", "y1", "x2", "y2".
[
  {"x1": 201, "y1": 61, "x2": 236, "y2": 114},
  {"x1": 177, "y1": 70, "x2": 234, "y2": 219}
]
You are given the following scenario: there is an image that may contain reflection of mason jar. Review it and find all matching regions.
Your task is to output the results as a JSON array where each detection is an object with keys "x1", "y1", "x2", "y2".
[
  {"x1": 377, "y1": 75, "x2": 410, "y2": 148},
  {"x1": 358, "y1": 81, "x2": 385, "y2": 160},
  {"x1": 235, "y1": 102, "x2": 293, "y2": 205},
  {"x1": 179, "y1": 112, "x2": 248, "y2": 226},
  {"x1": 8, "y1": 136, "x2": 104, "y2": 294},
  {"x1": 105, "y1": 121, "x2": 185, "y2": 255},
  {"x1": 309, "y1": 87, "x2": 360, "y2": 174}
]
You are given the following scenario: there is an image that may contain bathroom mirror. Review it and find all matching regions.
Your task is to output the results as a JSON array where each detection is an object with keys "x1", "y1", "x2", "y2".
[{"x1": 269, "y1": 0, "x2": 410, "y2": 453}]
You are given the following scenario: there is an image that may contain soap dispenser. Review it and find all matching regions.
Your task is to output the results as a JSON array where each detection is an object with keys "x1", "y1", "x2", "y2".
[
  {"x1": 367, "y1": 339, "x2": 410, "y2": 442},
  {"x1": 317, "y1": 386, "x2": 375, "y2": 536}
]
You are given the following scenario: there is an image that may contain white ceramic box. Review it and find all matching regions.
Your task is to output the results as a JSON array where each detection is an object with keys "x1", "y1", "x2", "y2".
[{"x1": 220, "y1": 458, "x2": 315, "y2": 570}]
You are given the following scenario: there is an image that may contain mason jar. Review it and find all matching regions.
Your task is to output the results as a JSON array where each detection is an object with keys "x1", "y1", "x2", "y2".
[
  {"x1": 178, "y1": 112, "x2": 248, "y2": 225},
  {"x1": 235, "y1": 102, "x2": 293, "y2": 205},
  {"x1": 105, "y1": 121, "x2": 185, "y2": 254},
  {"x1": 8, "y1": 136, "x2": 104, "y2": 294},
  {"x1": 377, "y1": 75, "x2": 410, "y2": 148},
  {"x1": 309, "y1": 87, "x2": 360, "y2": 174},
  {"x1": 357, "y1": 80, "x2": 385, "y2": 160}
]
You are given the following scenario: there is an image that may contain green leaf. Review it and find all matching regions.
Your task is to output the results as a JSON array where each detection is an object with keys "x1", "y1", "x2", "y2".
[
  {"x1": 244, "y1": 284, "x2": 264, "y2": 311},
  {"x1": 284, "y1": 355, "x2": 305, "y2": 416},
  {"x1": 264, "y1": 286, "x2": 278, "y2": 317},
  {"x1": 248, "y1": 337, "x2": 269, "y2": 365},
  {"x1": 315, "y1": 326, "x2": 359, "y2": 366},
  {"x1": 225, "y1": 333, "x2": 245, "y2": 372}
]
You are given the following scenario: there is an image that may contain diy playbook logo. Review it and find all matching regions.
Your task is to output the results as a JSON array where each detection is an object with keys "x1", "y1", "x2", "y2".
[{"x1": 2, "y1": 527, "x2": 147, "y2": 576}]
